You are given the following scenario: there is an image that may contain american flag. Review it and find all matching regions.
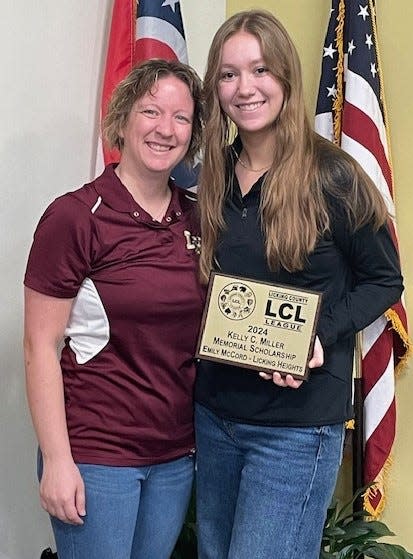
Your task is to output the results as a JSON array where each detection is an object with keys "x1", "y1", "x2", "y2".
[
  {"x1": 96, "y1": 0, "x2": 199, "y2": 188},
  {"x1": 315, "y1": 0, "x2": 410, "y2": 517}
]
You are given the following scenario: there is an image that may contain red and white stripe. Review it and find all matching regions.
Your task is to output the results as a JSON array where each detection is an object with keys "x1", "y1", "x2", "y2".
[
  {"x1": 95, "y1": 0, "x2": 188, "y2": 172},
  {"x1": 341, "y1": 61, "x2": 407, "y2": 515},
  {"x1": 95, "y1": 0, "x2": 137, "y2": 172}
]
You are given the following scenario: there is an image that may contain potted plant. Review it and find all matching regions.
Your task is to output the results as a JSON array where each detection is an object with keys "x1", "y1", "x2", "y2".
[{"x1": 321, "y1": 486, "x2": 413, "y2": 558}]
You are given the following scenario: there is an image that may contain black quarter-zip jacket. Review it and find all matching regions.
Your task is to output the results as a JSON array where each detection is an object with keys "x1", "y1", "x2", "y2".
[{"x1": 195, "y1": 148, "x2": 403, "y2": 427}]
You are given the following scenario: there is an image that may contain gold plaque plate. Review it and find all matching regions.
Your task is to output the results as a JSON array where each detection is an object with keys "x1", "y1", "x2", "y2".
[{"x1": 196, "y1": 272, "x2": 322, "y2": 380}]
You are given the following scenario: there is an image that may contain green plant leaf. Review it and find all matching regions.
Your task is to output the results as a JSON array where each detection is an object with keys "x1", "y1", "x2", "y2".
[
  {"x1": 362, "y1": 542, "x2": 413, "y2": 558},
  {"x1": 323, "y1": 525, "x2": 347, "y2": 537},
  {"x1": 325, "y1": 500, "x2": 341, "y2": 523},
  {"x1": 336, "y1": 520, "x2": 395, "y2": 542},
  {"x1": 333, "y1": 543, "x2": 358, "y2": 559},
  {"x1": 364, "y1": 521, "x2": 396, "y2": 538}
]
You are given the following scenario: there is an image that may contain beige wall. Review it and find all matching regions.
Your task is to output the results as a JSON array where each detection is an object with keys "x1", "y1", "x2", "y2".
[{"x1": 228, "y1": 0, "x2": 413, "y2": 549}]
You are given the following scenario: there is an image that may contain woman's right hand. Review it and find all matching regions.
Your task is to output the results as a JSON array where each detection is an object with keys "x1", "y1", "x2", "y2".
[
  {"x1": 40, "y1": 458, "x2": 86, "y2": 525},
  {"x1": 24, "y1": 288, "x2": 84, "y2": 525}
]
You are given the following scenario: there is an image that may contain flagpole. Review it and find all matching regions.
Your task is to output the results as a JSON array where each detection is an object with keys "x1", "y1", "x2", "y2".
[{"x1": 353, "y1": 332, "x2": 364, "y2": 513}]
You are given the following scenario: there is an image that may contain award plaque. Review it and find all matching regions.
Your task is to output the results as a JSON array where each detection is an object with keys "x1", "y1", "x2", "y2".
[{"x1": 195, "y1": 272, "x2": 322, "y2": 380}]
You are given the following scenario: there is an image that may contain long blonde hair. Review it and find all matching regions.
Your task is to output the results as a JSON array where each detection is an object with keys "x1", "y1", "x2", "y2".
[{"x1": 199, "y1": 10, "x2": 387, "y2": 282}]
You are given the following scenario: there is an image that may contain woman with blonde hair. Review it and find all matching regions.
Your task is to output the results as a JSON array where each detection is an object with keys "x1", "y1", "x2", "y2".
[{"x1": 195, "y1": 10, "x2": 403, "y2": 559}]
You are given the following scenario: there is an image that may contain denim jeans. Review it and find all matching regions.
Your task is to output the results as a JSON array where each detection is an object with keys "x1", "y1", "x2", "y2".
[
  {"x1": 195, "y1": 404, "x2": 345, "y2": 559},
  {"x1": 38, "y1": 453, "x2": 194, "y2": 559}
]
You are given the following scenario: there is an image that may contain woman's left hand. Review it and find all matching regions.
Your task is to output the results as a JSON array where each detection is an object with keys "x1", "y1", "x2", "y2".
[{"x1": 259, "y1": 336, "x2": 324, "y2": 389}]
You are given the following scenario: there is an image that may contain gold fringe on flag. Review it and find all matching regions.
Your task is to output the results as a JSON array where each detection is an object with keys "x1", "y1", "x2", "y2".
[
  {"x1": 345, "y1": 419, "x2": 355, "y2": 430},
  {"x1": 332, "y1": 0, "x2": 345, "y2": 144},
  {"x1": 363, "y1": 455, "x2": 394, "y2": 518},
  {"x1": 385, "y1": 308, "x2": 412, "y2": 375}
]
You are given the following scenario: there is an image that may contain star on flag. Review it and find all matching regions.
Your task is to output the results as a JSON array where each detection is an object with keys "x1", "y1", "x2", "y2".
[
  {"x1": 162, "y1": 0, "x2": 180, "y2": 12},
  {"x1": 358, "y1": 4, "x2": 369, "y2": 20}
]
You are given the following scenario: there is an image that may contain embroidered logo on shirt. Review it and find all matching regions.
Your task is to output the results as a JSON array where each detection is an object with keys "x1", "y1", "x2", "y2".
[{"x1": 183, "y1": 230, "x2": 201, "y2": 255}]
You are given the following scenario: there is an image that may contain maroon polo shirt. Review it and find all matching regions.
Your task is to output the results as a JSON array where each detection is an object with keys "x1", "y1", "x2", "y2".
[{"x1": 25, "y1": 164, "x2": 205, "y2": 466}]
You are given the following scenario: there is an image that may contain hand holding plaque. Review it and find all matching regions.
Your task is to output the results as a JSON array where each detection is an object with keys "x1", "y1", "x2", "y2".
[{"x1": 195, "y1": 272, "x2": 322, "y2": 381}]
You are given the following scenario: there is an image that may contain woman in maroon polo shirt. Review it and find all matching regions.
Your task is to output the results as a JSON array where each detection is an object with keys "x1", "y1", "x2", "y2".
[{"x1": 24, "y1": 59, "x2": 204, "y2": 559}]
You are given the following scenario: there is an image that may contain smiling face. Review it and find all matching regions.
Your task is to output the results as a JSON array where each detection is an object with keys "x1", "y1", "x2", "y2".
[
  {"x1": 218, "y1": 31, "x2": 284, "y2": 139},
  {"x1": 119, "y1": 75, "x2": 194, "y2": 177}
]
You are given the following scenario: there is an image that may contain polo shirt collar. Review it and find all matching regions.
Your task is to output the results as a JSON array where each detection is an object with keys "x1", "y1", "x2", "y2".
[{"x1": 93, "y1": 163, "x2": 186, "y2": 219}]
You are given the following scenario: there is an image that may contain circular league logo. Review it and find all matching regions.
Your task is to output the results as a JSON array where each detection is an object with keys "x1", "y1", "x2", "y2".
[{"x1": 218, "y1": 282, "x2": 256, "y2": 320}]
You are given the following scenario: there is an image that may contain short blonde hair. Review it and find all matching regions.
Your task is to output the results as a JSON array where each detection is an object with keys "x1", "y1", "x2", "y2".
[{"x1": 103, "y1": 59, "x2": 203, "y2": 164}]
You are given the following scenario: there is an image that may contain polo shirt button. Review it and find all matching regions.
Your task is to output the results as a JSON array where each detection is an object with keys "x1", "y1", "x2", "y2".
[
  {"x1": 176, "y1": 211, "x2": 182, "y2": 217},
  {"x1": 165, "y1": 216, "x2": 172, "y2": 222},
  {"x1": 133, "y1": 211, "x2": 140, "y2": 217}
]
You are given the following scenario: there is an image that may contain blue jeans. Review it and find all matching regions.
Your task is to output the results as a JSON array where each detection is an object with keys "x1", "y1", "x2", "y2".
[
  {"x1": 195, "y1": 404, "x2": 344, "y2": 559},
  {"x1": 38, "y1": 454, "x2": 194, "y2": 559}
]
